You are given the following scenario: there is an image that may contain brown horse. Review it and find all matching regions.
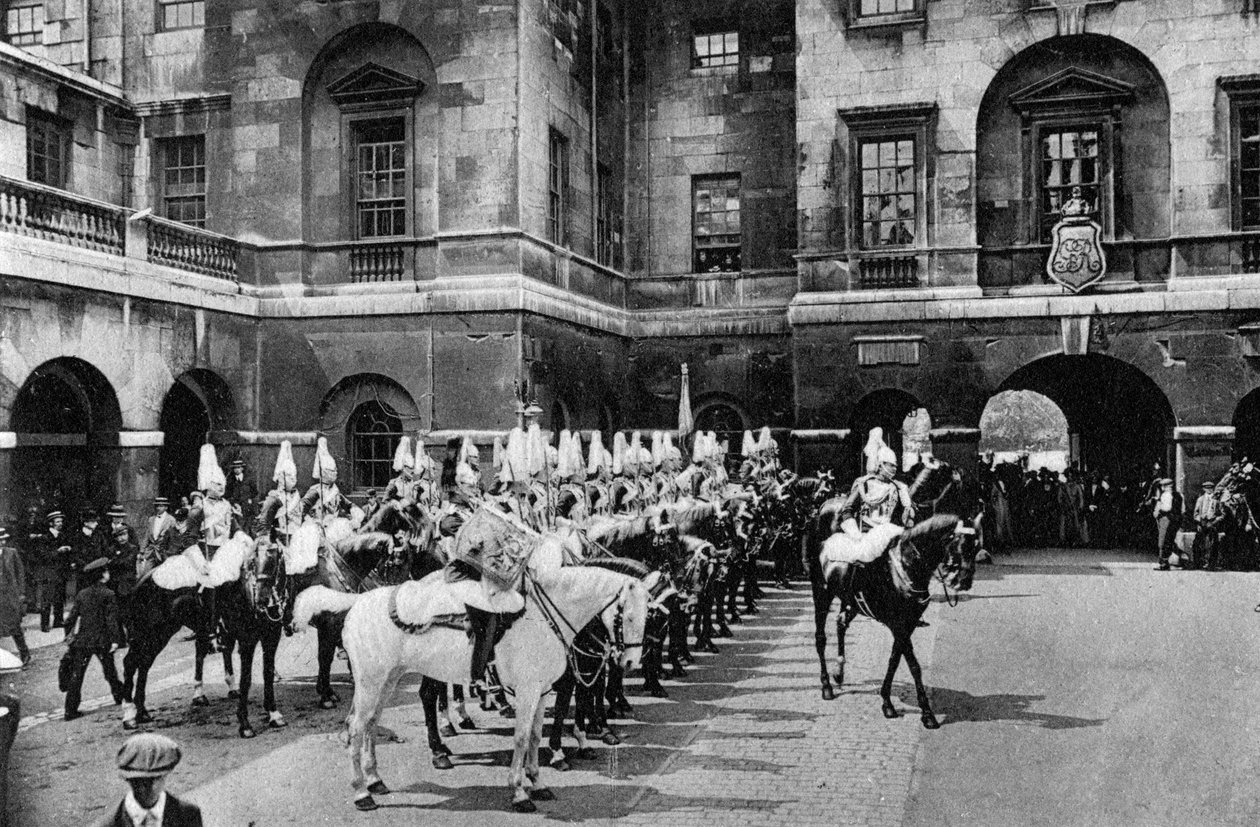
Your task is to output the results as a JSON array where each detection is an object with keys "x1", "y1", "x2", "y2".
[{"x1": 806, "y1": 477, "x2": 970, "y2": 728}]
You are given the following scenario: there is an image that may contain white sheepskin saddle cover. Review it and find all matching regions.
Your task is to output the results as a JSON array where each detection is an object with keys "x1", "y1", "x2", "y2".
[
  {"x1": 151, "y1": 531, "x2": 254, "y2": 591},
  {"x1": 821, "y1": 523, "x2": 904, "y2": 580},
  {"x1": 285, "y1": 517, "x2": 355, "y2": 576},
  {"x1": 394, "y1": 571, "x2": 524, "y2": 629}
]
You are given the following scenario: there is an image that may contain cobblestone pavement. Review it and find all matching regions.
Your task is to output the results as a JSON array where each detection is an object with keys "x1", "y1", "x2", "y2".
[{"x1": 7, "y1": 583, "x2": 944, "y2": 825}]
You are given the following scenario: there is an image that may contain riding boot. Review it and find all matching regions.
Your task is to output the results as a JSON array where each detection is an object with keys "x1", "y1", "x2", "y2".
[
  {"x1": 198, "y1": 588, "x2": 221, "y2": 653},
  {"x1": 466, "y1": 606, "x2": 495, "y2": 691}
]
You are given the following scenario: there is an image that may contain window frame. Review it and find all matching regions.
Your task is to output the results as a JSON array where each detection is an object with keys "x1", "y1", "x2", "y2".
[
  {"x1": 346, "y1": 401, "x2": 403, "y2": 492},
  {"x1": 25, "y1": 108, "x2": 70, "y2": 190},
  {"x1": 839, "y1": 103, "x2": 936, "y2": 254},
  {"x1": 347, "y1": 113, "x2": 411, "y2": 241},
  {"x1": 1222, "y1": 77, "x2": 1260, "y2": 232},
  {"x1": 158, "y1": 134, "x2": 207, "y2": 228},
  {"x1": 855, "y1": 135, "x2": 920, "y2": 251},
  {"x1": 691, "y1": 24, "x2": 739, "y2": 71},
  {"x1": 846, "y1": 0, "x2": 925, "y2": 29},
  {"x1": 595, "y1": 162, "x2": 623, "y2": 269},
  {"x1": 691, "y1": 173, "x2": 742, "y2": 274},
  {"x1": 548, "y1": 127, "x2": 570, "y2": 247},
  {"x1": 155, "y1": 0, "x2": 205, "y2": 32},
  {"x1": 1030, "y1": 121, "x2": 1109, "y2": 242},
  {"x1": 5, "y1": 1, "x2": 40, "y2": 46}
]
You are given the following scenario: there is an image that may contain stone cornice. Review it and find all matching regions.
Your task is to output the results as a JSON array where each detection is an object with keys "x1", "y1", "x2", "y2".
[{"x1": 0, "y1": 41, "x2": 130, "y2": 109}]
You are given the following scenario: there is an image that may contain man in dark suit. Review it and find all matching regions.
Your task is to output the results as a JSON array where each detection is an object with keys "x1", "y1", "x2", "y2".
[
  {"x1": 37, "y1": 510, "x2": 72, "y2": 631},
  {"x1": 62, "y1": 558, "x2": 125, "y2": 720},
  {"x1": 69, "y1": 509, "x2": 105, "y2": 603},
  {"x1": 225, "y1": 459, "x2": 260, "y2": 533},
  {"x1": 93, "y1": 732, "x2": 203, "y2": 827}
]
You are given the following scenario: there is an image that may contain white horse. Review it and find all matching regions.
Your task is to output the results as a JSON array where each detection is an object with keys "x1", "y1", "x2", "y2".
[{"x1": 301, "y1": 526, "x2": 652, "y2": 812}]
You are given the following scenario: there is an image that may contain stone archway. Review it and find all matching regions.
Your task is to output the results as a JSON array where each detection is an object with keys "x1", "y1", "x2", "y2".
[
  {"x1": 996, "y1": 353, "x2": 1175, "y2": 484},
  {"x1": 849, "y1": 388, "x2": 923, "y2": 478},
  {"x1": 10, "y1": 357, "x2": 123, "y2": 518},
  {"x1": 320, "y1": 374, "x2": 422, "y2": 492},
  {"x1": 693, "y1": 397, "x2": 748, "y2": 456},
  {"x1": 1232, "y1": 388, "x2": 1260, "y2": 463},
  {"x1": 158, "y1": 369, "x2": 236, "y2": 502}
]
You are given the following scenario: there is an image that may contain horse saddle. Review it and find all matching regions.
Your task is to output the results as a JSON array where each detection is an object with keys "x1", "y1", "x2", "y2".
[
  {"x1": 391, "y1": 571, "x2": 524, "y2": 635},
  {"x1": 150, "y1": 533, "x2": 253, "y2": 592},
  {"x1": 820, "y1": 523, "x2": 905, "y2": 582}
]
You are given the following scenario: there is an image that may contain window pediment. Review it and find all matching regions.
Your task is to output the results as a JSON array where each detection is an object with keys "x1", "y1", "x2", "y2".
[
  {"x1": 1009, "y1": 68, "x2": 1134, "y2": 115},
  {"x1": 327, "y1": 63, "x2": 423, "y2": 110}
]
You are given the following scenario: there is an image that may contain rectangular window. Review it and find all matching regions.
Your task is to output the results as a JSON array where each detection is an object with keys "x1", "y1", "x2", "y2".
[
  {"x1": 353, "y1": 118, "x2": 407, "y2": 239},
  {"x1": 548, "y1": 128, "x2": 570, "y2": 246},
  {"x1": 693, "y1": 174, "x2": 741, "y2": 273},
  {"x1": 1239, "y1": 105, "x2": 1260, "y2": 229},
  {"x1": 5, "y1": 1, "x2": 39, "y2": 46},
  {"x1": 117, "y1": 142, "x2": 135, "y2": 208},
  {"x1": 158, "y1": 0, "x2": 204, "y2": 31},
  {"x1": 161, "y1": 135, "x2": 206, "y2": 227},
  {"x1": 596, "y1": 164, "x2": 622, "y2": 268},
  {"x1": 859, "y1": 0, "x2": 915, "y2": 15},
  {"x1": 26, "y1": 110, "x2": 68, "y2": 189},
  {"x1": 859, "y1": 137, "x2": 917, "y2": 248},
  {"x1": 1039, "y1": 126, "x2": 1101, "y2": 240},
  {"x1": 692, "y1": 28, "x2": 738, "y2": 69}
]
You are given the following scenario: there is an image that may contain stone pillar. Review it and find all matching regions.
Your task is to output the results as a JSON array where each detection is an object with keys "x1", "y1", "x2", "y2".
[{"x1": 1172, "y1": 426, "x2": 1234, "y2": 498}]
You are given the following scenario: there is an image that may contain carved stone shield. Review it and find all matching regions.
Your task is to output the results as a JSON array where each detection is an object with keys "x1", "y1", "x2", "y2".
[{"x1": 1046, "y1": 217, "x2": 1107, "y2": 293}]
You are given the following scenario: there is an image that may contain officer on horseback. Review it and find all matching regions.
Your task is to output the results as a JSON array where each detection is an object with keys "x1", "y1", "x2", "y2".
[
  {"x1": 258, "y1": 441, "x2": 302, "y2": 546},
  {"x1": 186, "y1": 444, "x2": 240, "y2": 651}
]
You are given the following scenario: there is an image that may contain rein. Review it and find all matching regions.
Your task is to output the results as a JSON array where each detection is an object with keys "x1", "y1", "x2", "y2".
[{"x1": 526, "y1": 572, "x2": 642, "y2": 684}]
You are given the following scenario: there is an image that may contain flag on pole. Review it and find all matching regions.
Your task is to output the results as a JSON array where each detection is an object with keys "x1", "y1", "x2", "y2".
[{"x1": 677, "y1": 363, "x2": 694, "y2": 440}]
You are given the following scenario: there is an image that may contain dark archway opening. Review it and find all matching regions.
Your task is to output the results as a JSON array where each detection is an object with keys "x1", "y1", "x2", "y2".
[
  {"x1": 694, "y1": 400, "x2": 747, "y2": 458},
  {"x1": 848, "y1": 388, "x2": 922, "y2": 480},
  {"x1": 159, "y1": 370, "x2": 235, "y2": 502},
  {"x1": 1233, "y1": 389, "x2": 1260, "y2": 463},
  {"x1": 11, "y1": 358, "x2": 123, "y2": 519},
  {"x1": 997, "y1": 354, "x2": 1174, "y2": 484}
]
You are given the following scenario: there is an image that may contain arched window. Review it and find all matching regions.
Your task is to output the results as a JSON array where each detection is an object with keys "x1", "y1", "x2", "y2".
[
  {"x1": 695, "y1": 402, "x2": 746, "y2": 454},
  {"x1": 347, "y1": 401, "x2": 402, "y2": 490}
]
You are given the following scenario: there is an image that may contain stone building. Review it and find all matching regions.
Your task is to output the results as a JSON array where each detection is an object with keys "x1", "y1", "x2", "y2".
[{"x1": 1, "y1": 0, "x2": 1259, "y2": 519}]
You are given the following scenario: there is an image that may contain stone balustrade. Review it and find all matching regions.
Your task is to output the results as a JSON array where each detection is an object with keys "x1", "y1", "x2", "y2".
[
  {"x1": 0, "y1": 175, "x2": 125, "y2": 255},
  {"x1": 349, "y1": 241, "x2": 406, "y2": 282},
  {"x1": 144, "y1": 215, "x2": 241, "y2": 281}
]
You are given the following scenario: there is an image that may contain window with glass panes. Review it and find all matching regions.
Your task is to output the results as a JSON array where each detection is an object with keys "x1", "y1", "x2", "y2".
[
  {"x1": 161, "y1": 136, "x2": 206, "y2": 227},
  {"x1": 1039, "y1": 127, "x2": 1101, "y2": 240},
  {"x1": 692, "y1": 29, "x2": 738, "y2": 69},
  {"x1": 596, "y1": 164, "x2": 622, "y2": 268},
  {"x1": 548, "y1": 129, "x2": 569, "y2": 246},
  {"x1": 859, "y1": 138, "x2": 916, "y2": 248},
  {"x1": 858, "y1": 0, "x2": 916, "y2": 15},
  {"x1": 26, "y1": 111, "x2": 68, "y2": 189},
  {"x1": 348, "y1": 401, "x2": 402, "y2": 490},
  {"x1": 158, "y1": 0, "x2": 204, "y2": 31},
  {"x1": 1239, "y1": 105, "x2": 1260, "y2": 229},
  {"x1": 693, "y1": 175, "x2": 741, "y2": 273},
  {"x1": 354, "y1": 118, "x2": 406, "y2": 239},
  {"x1": 5, "y1": 2, "x2": 39, "y2": 45}
]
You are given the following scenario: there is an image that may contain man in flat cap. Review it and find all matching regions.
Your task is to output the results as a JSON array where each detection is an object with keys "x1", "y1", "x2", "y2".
[
  {"x1": 93, "y1": 733, "x2": 203, "y2": 826},
  {"x1": 62, "y1": 557, "x2": 125, "y2": 721}
]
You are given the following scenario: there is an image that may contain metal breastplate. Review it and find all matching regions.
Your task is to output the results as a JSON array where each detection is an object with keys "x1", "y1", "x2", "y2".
[
  {"x1": 203, "y1": 498, "x2": 232, "y2": 546},
  {"x1": 859, "y1": 478, "x2": 899, "y2": 527},
  {"x1": 275, "y1": 490, "x2": 302, "y2": 534}
]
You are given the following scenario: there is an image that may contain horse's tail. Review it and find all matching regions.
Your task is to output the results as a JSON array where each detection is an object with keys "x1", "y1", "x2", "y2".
[{"x1": 292, "y1": 585, "x2": 362, "y2": 630}]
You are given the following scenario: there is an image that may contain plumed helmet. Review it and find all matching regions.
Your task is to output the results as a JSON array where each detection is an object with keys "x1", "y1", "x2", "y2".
[
  {"x1": 392, "y1": 436, "x2": 414, "y2": 472},
  {"x1": 459, "y1": 435, "x2": 480, "y2": 466},
  {"x1": 741, "y1": 430, "x2": 757, "y2": 457},
  {"x1": 878, "y1": 445, "x2": 897, "y2": 467},
  {"x1": 414, "y1": 436, "x2": 429, "y2": 477},
  {"x1": 312, "y1": 436, "x2": 337, "y2": 482},
  {"x1": 757, "y1": 426, "x2": 772, "y2": 455},
  {"x1": 272, "y1": 440, "x2": 297, "y2": 484},
  {"x1": 587, "y1": 430, "x2": 608, "y2": 475},
  {"x1": 612, "y1": 432, "x2": 628, "y2": 476},
  {"x1": 691, "y1": 431, "x2": 708, "y2": 465},
  {"x1": 864, "y1": 427, "x2": 891, "y2": 475},
  {"x1": 526, "y1": 423, "x2": 547, "y2": 477},
  {"x1": 492, "y1": 436, "x2": 505, "y2": 473},
  {"x1": 197, "y1": 443, "x2": 226, "y2": 491},
  {"x1": 501, "y1": 427, "x2": 528, "y2": 484},
  {"x1": 651, "y1": 431, "x2": 665, "y2": 468}
]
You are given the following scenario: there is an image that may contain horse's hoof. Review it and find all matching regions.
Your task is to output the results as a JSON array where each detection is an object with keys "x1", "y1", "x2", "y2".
[
  {"x1": 499, "y1": 706, "x2": 516, "y2": 719},
  {"x1": 716, "y1": 627, "x2": 733, "y2": 638},
  {"x1": 821, "y1": 685, "x2": 836, "y2": 701},
  {"x1": 354, "y1": 796, "x2": 378, "y2": 812},
  {"x1": 267, "y1": 715, "x2": 288, "y2": 729},
  {"x1": 239, "y1": 726, "x2": 256, "y2": 739},
  {"x1": 437, "y1": 743, "x2": 453, "y2": 756},
  {"x1": 669, "y1": 664, "x2": 686, "y2": 679},
  {"x1": 832, "y1": 672, "x2": 844, "y2": 686},
  {"x1": 439, "y1": 723, "x2": 456, "y2": 738},
  {"x1": 601, "y1": 731, "x2": 621, "y2": 746},
  {"x1": 921, "y1": 714, "x2": 941, "y2": 730},
  {"x1": 575, "y1": 747, "x2": 597, "y2": 760},
  {"x1": 191, "y1": 695, "x2": 209, "y2": 708},
  {"x1": 134, "y1": 709, "x2": 153, "y2": 724},
  {"x1": 367, "y1": 780, "x2": 390, "y2": 796},
  {"x1": 882, "y1": 703, "x2": 900, "y2": 719},
  {"x1": 432, "y1": 753, "x2": 454, "y2": 770},
  {"x1": 531, "y1": 788, "x2": 556, "y2": 801},
  {"x1": 458, "y1": 717, "x2": 476, "y2": 730},
  {"x1": 512, "y1": 798, "x2": 537, "y2": 813},
  {"x1": 702, "y1": 642, "x2": 720, "y2": 654},
  {"x1": 122, "y1": 719, "x2": 138, "y2": 731},
  {"x1": 319, "y1": 698, "x2": 337, "y2": 710},
  {"x1": 227, "y1": 689, "x2": 240, "y2": 700},
  {"x1": 550, "y1": 757, "x2": 571, "y2": 772},
  {"x1": 645, "y1": 684, "x2": 668, "y2": 698}
]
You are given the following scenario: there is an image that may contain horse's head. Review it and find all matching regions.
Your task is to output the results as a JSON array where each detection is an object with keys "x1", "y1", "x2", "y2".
[
  {"x1": 601, "y1": 571, "x2": 655, "y2": 673},
  {"x1": 244, "y1": 537, "x2": 286, "y2": 623},
  {"x1": 909, "y1": 460, "x2": 956, "y2": 513},
  {"x1": 899, "y1": 513, "x2": 968, "y2": 587}
]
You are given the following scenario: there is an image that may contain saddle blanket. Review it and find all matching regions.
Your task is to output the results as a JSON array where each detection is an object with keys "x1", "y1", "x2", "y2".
[
  {"x1": 395, "y1": 571, "x2": 526, "y2": 630},
  {"x1": 820, "y1": 523, "x2": 904, "y2": 579},
  {"x1": 151, "y1": 532, "x2": 254, "y2": 591},
  {"x1": 286, "y1": 517, "x2": 357, "y2": 576}
]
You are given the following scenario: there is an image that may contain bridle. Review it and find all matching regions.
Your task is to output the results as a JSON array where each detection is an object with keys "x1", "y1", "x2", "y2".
[{"x1": 526, "y1": 573, "x2": 644, "y2": 687}]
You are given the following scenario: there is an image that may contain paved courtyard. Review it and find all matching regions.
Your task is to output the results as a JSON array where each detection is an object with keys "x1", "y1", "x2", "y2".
[{"x1": 6, "y1": 549, "x2": 1260, "y2": 825}]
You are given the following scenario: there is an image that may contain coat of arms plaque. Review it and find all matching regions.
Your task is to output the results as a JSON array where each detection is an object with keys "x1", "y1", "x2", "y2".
[{"x1": 1046, "y1": 186, "x2": 1107, "y2": 293}]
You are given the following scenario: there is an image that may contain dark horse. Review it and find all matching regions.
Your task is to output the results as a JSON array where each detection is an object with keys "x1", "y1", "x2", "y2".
[{"x1": 806, "y1": 468, "x2": 970, "y2": 727}]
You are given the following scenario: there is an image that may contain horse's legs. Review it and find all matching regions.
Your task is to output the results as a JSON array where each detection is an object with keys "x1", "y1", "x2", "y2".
[
  {"x1": 813, "y1": 595, "x2": 835, "y2": 700},
  {"x1": 236, "y1": 637, "x2": 257, "y2": 738},
  {"x1": 420, "y1": 678, "x2": 453, "y2": 769},
  {"x1": 222, "y1": 634, "x2": 238, "y2": 699},
  {"x1": 726, "y1": 564, "x2": 742, "y2": 622},
  {"x1": 900, "y1": 634, "x2": 939, "y2": 729},
  {"x1": 879, "y1": 637, "x2": 906, "y2": 719},
  {"x1": 450, "y1": 682, "x2": 474, "y2": 729},
  {"x1": 526, "y1": 690, "x2": 554, "y2": 802},
  {"x1": 316, "y1": 616, "x2": 342, "y2": 708},
  {"x1": 743, "y1": 559, "x2": 759, "y2": 612},
  {"x1": 191, "y1": 635, "x2": 209, "y2": 707},
  {"x1": 508, "y1": 685, "x2": 544, "y2": 811},
  {"x1": 714, "y1": 578, "x2": 733, "y2": 637},
  {"x1": 548, "y1": 670, "x2": 574, "y2": 769},
  {"x1": 670, "y1": 597, "x2": 693, "y2": 664},
  {"x1": 347, "y1": 666, "x2": 398, "y2": 809},
  {"x1": 835, "y1": 605, "x2": 855, "y2": 687},
  {"x1": 262, "y1": 628, "x2": 284, "y2": 727}
]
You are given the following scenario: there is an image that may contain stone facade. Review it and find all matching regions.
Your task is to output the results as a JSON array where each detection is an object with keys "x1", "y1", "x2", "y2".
[{"x1": 5, "y1": 0, "x2": 1260, "y2": 518}]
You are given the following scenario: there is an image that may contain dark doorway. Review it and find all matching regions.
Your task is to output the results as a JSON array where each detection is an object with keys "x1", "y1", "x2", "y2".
[
  {"x1": 1233, "y1": 389, "x2": 1260, "y2": 463},
  {"x1": 11, "y1": 358, "x2": 122, "y2": 520},
  {"x1": 849, "y1": 388, "x2": 922, "y2": 479},
  {"x1": 997, "y1": 354, "x2": 1174, "y2": 484},
  {"x1": 159, "y1": 370, "x2": 235, "y2": 502}
]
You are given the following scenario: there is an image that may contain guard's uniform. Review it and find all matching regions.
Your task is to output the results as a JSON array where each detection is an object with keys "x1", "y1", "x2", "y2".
[
  {"x1": 839, "y1": 474, "x2": 914, "y2": 533},
  {"x1": 187, "y1": 497, "x2": 238, "y2": 561},
  {"x1": 259, "y1": 487, "x2": 303, "y2": 544}
]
